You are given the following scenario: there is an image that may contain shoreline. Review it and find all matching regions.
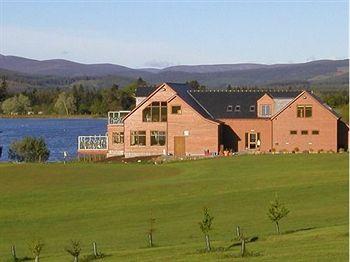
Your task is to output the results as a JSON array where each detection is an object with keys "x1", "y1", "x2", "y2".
[{"x1": 0, "y1": 114, "x2": 106, "y2": 120}]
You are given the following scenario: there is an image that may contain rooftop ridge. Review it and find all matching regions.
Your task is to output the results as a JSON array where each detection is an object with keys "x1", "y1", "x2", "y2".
[{"x1": 188, "y1": 88, "x2": 303, "y2": 93}]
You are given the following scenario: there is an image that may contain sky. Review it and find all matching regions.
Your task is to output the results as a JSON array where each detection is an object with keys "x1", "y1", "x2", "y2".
[{"x1": 0, "y1": 1, "x2": 348, "y2": 68}]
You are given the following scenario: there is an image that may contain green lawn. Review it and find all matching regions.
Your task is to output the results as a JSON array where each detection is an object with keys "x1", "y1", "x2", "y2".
[{"x1": 0, "y1": 154, "x2": 348, "y2": 261}]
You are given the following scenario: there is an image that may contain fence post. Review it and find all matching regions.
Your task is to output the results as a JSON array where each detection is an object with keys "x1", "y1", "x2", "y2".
[
  {"x1": 93, "y1": 242, "x2": 98, "y2": 257},
  {"x1": 11, "y1": 245, "x2": 17, "y2": 260}
]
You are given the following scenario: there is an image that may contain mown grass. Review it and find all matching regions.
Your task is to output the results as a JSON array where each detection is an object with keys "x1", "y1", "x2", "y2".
[{"x1": 0, "y1": 154, "x2": 348, "y2": 261}]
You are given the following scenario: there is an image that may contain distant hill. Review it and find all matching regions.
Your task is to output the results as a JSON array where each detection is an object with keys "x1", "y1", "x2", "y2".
[{"x1": 0, "y1": 54, "x2": 348, "y2": 91}]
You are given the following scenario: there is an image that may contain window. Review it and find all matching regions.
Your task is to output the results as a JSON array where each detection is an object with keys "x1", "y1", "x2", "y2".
[
  {"x1": 312, "y1": 130, "x2": 319, "y2": 135},
  {"x1": 297, "y1": 105, "x2": 312, "y2": 118},
  {"x1": 150, "y1": 131, "x2": 166, "y2": 146},
  {"x1": 112, "y1": 132, "x2": 124, "y2": 144},
  {"x1": 227, "y1": 105, "x2": 233, "y2": 112},
  {"x1": 290, "y1": 130, "x2": 297, "y2": 135},
  {"x1": 130, "y1": 131, "x2": 146, "y2": 146},
  {"x1": 250, "y1": 105, "x2": 255, "y2": 112},
  {"x1": 142, "y1": 102, "x2": 167, "y2": 122},
  {"x1": 301, "y1": 130, "x2": 308, "y2": 135},
  {"x1": 171, "y1": 105, "x2": 182, "y2": 114},
  {"x1": 261, "y1": 104, "x2": 271, "y2": 117},
  {"x1": 234, "y1": 105, "x2": 241, "y2": 112}
]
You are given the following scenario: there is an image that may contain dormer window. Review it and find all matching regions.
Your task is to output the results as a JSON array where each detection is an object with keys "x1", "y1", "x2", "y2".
[
  {"x1": 234, "y1": 105, "x2": 241, "y2": 112},
  {"x1": 227, "y1": 105, "x2": 233, "y2": 112},
  {"x1": 261, "y1": 104, "x2": 271, "y2": 117},
  {"x1": 250, "y1": 105, "x2": 255, "y2": 112}
]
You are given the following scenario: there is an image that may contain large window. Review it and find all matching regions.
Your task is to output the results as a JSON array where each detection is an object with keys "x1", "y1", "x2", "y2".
[
  {"x1": 130, "y1": 131, "x2": 146, "y2": 146},
  {"x1": 261, "y1": 104, "x2": 271, "y2": 117},
  {"x1": 297, "y1": 105, "x2": 312, "y2": 118},
  {"x1": 112, "y1": 132, "x2": 124, "y2": 144},
  {"x1": 150, "y1": 131, "x2": 166, "y2": 146},
  {"x1": 143, "y1": 102, "x2": 167, "y2": 122}
]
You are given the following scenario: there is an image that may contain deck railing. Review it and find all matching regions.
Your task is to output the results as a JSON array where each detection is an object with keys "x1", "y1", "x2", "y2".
[
  {"x1": 78, "y1": 135, "x2": 108, "y2": 150},
  {"x1": 108, "y1": 111, "x2": 130, "y2": 125}
]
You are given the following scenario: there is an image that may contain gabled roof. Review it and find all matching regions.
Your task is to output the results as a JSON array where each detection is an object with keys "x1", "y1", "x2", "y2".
[
  {"x1": 189, "y1": 89, "x2": 301, "y2": 119},
  {"x1": 165, "y1": 83, "x2": 215, "y2": 120}
]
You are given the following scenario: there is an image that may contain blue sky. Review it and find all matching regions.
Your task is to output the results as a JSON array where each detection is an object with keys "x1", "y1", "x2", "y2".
[{"x1": 0, "y1": 1, "x2": 348, "y2": 68}]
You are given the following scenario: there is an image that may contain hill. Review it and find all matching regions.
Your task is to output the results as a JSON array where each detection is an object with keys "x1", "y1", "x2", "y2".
[
  {"x1": 0, "y1": 54, "x2": 348, "y2": 90},
  {"x1": 0, "y1": 154, "x2": 348, "y2": 261}
]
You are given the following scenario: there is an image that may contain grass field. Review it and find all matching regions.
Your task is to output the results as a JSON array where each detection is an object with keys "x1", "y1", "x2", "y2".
[{"x1": 0, "y1": 154, "x2": 348, "y2": 261}]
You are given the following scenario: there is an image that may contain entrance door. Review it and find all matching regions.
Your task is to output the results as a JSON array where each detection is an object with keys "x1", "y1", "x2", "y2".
[
  {"x1": 249, "y1": 133, "x2": 257, "y2": 149},
  {"x1": 174, "y1": 136, "x2": 186, "y2": 156}
]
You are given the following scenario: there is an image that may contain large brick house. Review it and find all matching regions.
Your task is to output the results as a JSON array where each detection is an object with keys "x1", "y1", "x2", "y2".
[{"x1": 78, "y1": 82, "x2": 348, "y2": 158}]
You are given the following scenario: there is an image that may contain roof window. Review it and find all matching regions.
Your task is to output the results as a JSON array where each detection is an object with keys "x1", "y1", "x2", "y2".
[
  {"x1": 227, "y1": 105, "x2": 233, "y2": 112},
  {"x1": 235, "y1": 105, "x2": 241, "y2": 112}
]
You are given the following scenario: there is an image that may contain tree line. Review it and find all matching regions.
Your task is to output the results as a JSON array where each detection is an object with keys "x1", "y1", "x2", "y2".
[{"x1": 0, "y1": 77, "x2": 148, "y2": 116}]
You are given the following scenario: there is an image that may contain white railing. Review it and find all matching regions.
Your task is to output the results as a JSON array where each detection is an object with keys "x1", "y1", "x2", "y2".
[
  {"x1": 78, "y1": 135, "x2": 108, "y2": 150},
  {"x1": 108, "y1": 111, "x2": 130, "y2": 125}
]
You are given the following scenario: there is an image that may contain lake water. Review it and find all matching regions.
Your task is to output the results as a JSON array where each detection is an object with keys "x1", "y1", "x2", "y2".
[{"x1": 0, "y1": 118, "x2": 107, "y2": 162}]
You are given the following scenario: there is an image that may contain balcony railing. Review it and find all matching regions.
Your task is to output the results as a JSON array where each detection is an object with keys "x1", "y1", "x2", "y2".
[
  {"x1": 78, "y1": 135, "x2": 108, "y2": 150},
  {"x1": 108, "y1": 111, "x2": 130, "y2": 125}
]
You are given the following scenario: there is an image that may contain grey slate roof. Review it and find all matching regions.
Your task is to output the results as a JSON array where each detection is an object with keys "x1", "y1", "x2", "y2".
[
  {"x1": 189, "y1": 89, "x2": 301, "y2": 119},
  {"x1": 135, "y1": 84, "x2": 338, "y2": 120},
  {"x1": 165, "y1": 83, "x2": 216, "y2": 120},
  {"x1": 135, "y1": 86, "x2": 157, "y2": 97}
]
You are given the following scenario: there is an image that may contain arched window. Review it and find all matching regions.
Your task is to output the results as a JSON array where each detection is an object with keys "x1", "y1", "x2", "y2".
[{"x1": 143, "y1": 102, "x2": 167, "y2": 122}]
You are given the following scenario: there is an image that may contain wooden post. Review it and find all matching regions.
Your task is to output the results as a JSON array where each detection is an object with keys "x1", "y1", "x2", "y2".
[
  {"x1": 148, "y1": 233, "x2": 153, "y2": 248},
  {"x1": 11, "y1": 245, "x2": 17, "y2": 260},
  {"x1": 236, "y1": 226, "x2": 241, "y2": 238},
  {"x1": 241, "y1": 238, "x2": 246, "y2": 257},
  {"x1": 205, "y1": 234, "x2": 211, "y2": 252},
  {"x1": 93, "y1": 242, "x2": 98, "y2": 257}
]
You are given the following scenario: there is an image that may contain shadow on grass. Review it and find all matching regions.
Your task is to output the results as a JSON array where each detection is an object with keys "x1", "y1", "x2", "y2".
[
  {"x1": 5, "y1": 257, "x2": 32, "y2": 262},
  {"x1": 81, "y1": 253, "x2": 111, "y2": 262},
  {"x1": 284, "y1": 227, "x2": 316, "y2": 235}
]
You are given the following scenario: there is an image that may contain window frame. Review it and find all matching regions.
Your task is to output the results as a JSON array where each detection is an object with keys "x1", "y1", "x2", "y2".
[
  {"x1": 312, "y1": 130, "x2": 319, "y2": 135},
  {"x1": 297, "y1": 105, "x2": 312, "y2": 118},
  {"x1": 249, "y1": 105, "x2": 255, "y2": 112},
  {"x1": 150, "y1": 131, "x2": 166, "y2": 146},
  {"x1": 171, "y1": 105, "x2": 182, "y2": 115},
  {"x1": 142, "y1": 101, "x2": 167, "y2": 122},
  {"x1": 234, "y1": 105, "x2": 241, "y2": 112},
  {"x1": 226, "y1": 105, "x2": 233, "y2": 112},
  {"x1": 301, "y1": 130, "x2": 308, "y2": 135},
  {"x1": 261, "y1": 104, "x2": 271, "y2": 117},
  {"x1": 112, "y1": 132, "x2": 124, "y2": 144},
  {"x1": 130, "y1": 131, "x2": 146, "y2": 146},
  {"x1": 290, "y1": 130, "x2": 297, "y2": 135}
]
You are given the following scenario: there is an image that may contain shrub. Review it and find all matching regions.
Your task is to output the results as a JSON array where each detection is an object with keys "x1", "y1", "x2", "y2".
[
  {"x1": 8, "y1": 137, "x2": 50, "y2": 162},
  {"x1": 267, "y1": 194, "x2": 289, "y2": 234},
  {"x1": 28, "y1": 240, "x2": 44, "y2": 262},
  {"x1": 199, "y1": 207, "x2": 214, "y2": 252},
  {"x1": 293, "y1": 147, "x2": 299, "y2": 153},
  {"x1": 65, "y1": 240, "x2": 81, "y2": 262}
]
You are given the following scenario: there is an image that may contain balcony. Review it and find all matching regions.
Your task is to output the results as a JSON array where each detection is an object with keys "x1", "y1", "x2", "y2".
[
  {"x1": 108, "y1": 111, "x2": 130, "y2": 125},
  {"x1": 78, "y1": 135, "x2": 108, "y2": 151}
]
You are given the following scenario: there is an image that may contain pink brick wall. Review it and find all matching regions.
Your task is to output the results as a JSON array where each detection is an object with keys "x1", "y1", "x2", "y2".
[{"x1": 272, "y1": 92, "x2": 338, "y2": 152}]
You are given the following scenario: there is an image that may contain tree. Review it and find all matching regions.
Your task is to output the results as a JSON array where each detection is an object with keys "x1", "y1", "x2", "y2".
[
  {"x1": 8, "y1": 136, "x2": 50, "y2": 162},
  {"x1": 28, "y1": 240, "x2": 44, "y2": 262},
  {"x1": 1, "y1": 94, "x2": 31, "y2": 114},
  {"x1": 199, "y1": 207, "x2": 214, "y2": 252},
  {"x1": 54, "y1": 92, "x2": 76, "y2": 115},
  {"x1": 267, "y1": 194, "x2": 290, "y2": 234},
  {"x1": 187, "y1": 80, "x2": 206, "y2": 91},
  {"x1": 0, "y1": 76, "x2": 8, "y2": 102},
  {"x1": 147, "y1": 211, "x2": 156, "y2": 248},
  {"x1": 65, "y1": 240, "x2": 81, "y2": 262}
]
